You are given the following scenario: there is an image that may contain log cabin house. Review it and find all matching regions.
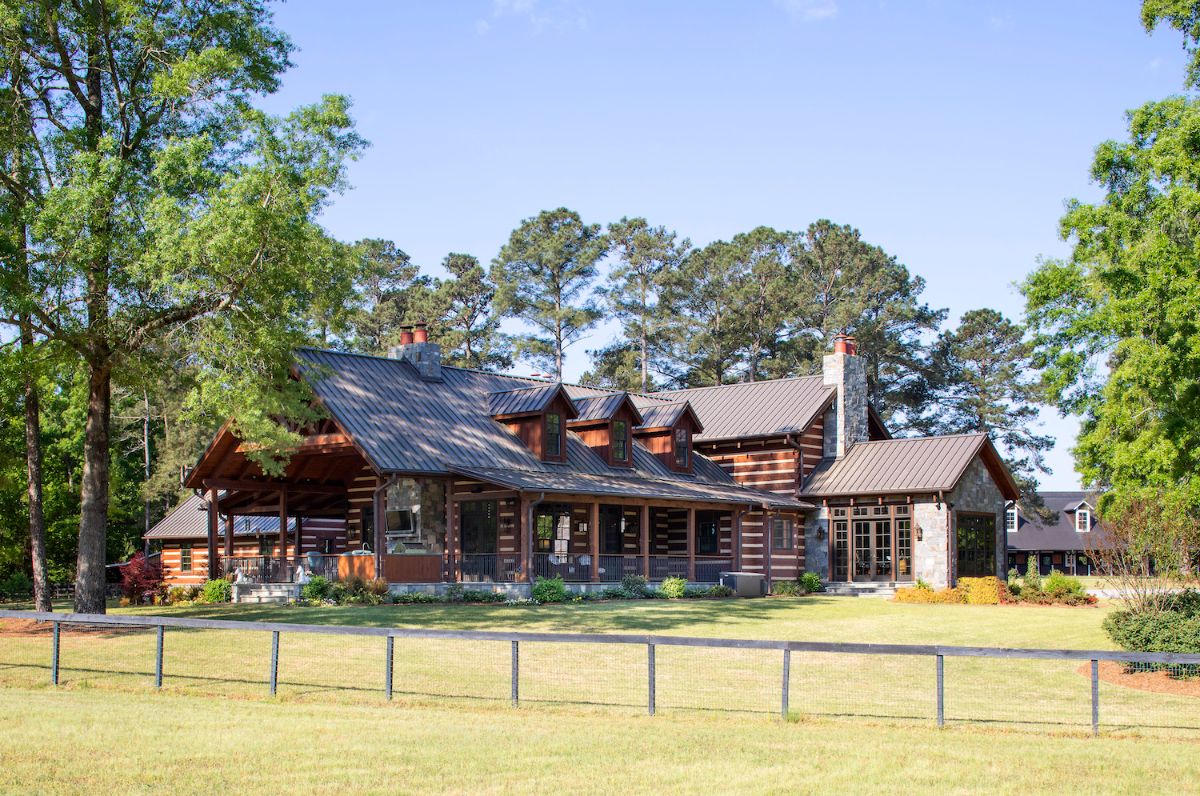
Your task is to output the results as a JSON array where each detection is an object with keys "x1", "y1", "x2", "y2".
[{"x1": 147, "y1": 328, "x2": 1019, "y2": 598}]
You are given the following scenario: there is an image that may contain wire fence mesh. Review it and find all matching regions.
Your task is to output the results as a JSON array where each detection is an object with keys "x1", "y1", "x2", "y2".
[{"x1": 2, "y1": 611, "x2": 1199, "y2": 738}]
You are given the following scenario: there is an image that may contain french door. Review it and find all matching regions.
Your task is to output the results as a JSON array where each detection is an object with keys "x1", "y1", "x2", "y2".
[{"x1": 852, "y1": 519, "x2": 892, "y2": 581}]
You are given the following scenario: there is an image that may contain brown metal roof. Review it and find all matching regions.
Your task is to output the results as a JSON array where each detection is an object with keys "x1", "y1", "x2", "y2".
[
  {"x1": 653, "y1": 376, "x2": 833, "y2": 441},
  {"x1": 294, "y1": 348, "x2": 806, "y2": 507},
  {"x1": 570, "y1": 392, "x2": 643, "y2": 425},
  {"x1": 487, "y1": 383, "x2": 575, "y2": 417},
  {"x1": 802, "y1": 433, "x2": 1019, "y2": 499},
  {"x1": 144, "y1": 494, "x2": 300, "y2": 539}
]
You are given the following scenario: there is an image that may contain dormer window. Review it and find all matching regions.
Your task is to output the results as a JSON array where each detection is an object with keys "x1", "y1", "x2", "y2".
[
  {"x1": 612, "y1": 420, "x2": 629, "y2": 462},
  {"x1": 1076, "y1": 508, "x2": 1091, "y2": 532},
  {"x1": 1005, "y1": 506, "x2": 1018, "y2": 532},
  {"x1": 674, "y1": 426, "x2": 690, "y2": 469},
  {"x1": 545, "y1": 412, "x2": 562, "y2": 459}
]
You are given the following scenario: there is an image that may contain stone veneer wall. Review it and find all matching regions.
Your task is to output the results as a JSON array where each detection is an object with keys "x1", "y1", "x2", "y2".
[
  {"x1": 912, "y1": 497, "x2": 950, "y2": 588},
  {"x1": 805, "y1": 508, "x2": 830, "y2": 577},
  {"x1": 946, "y1": 455, "x2": 1007, "y2": 581},
  {"x1": 821, "y1": 352, "x2": 868, "y2": 458}
]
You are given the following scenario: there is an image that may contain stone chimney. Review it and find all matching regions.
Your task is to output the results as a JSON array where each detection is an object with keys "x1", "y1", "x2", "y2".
[
  {"x1": 822, "y1": 334, "x2": 868, "y2": 458},
  {"x1": 387, "y1": 322, "x2": 442, "y2": 381}
]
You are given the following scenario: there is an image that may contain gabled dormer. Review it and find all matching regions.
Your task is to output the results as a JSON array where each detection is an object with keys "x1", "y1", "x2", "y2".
[
  {"x1": 488, "y1": 383, "x2": 578, "y2": 462},
  {"x1": 568, "y1": 393, "x2": 644, "y2": 468},
  {"x1": 1068, "y1": 500, "x2": 1095, "y2": 532},
  {"x1": 634, "y1": 400, "x2": 704, "y2": 473}
]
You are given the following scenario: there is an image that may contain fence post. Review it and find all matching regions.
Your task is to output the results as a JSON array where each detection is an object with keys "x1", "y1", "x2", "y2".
[
  {"x1": 781, "y1": 648, "x2": 791, "y2": 719},
  {"x1": 51, "y1": 620, "x2": 60, "y2": 686},
  {"x1": 386, "y1": 635, "x2": 394, "y2": 701},
  {"x1": 269, "y1": 630, "x2": 280, "y2": 696},
  {"x1": 935, "y1": 653, "x2": 944, "y2": 728},
  {"x1": 1090, "y1": 658, "x2": 1099, "y2": 736},
  {"x1": 647, "y1": 643, "x2": 656, "y2": 716},
  {"x1": 155, "y1": 625, "x2": 164, "y2": 688},
  {"x1": 511, "y1": 640, "x2": 519, "y2": 706}
]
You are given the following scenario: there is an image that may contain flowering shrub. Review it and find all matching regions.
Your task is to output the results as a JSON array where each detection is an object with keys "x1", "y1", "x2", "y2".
[{"x1": 119, "y1": 553, "x2": 165, "y2": 604}]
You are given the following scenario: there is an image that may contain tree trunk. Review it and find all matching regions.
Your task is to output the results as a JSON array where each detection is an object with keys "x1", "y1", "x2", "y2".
[
  {"x1": 143, "y1": 389, "x2": 151, "y2": 555},
  {"x1": 22, "y1": 328, "x2": 50, "y2": 613},
  {"x1": 74, "y1": 362, "x2": 112, "y2": 614}
]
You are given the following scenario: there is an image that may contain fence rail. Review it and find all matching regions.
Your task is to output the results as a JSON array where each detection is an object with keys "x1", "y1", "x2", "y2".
[{"x1": 3, "y1": 608, "x2": 1199, "y2": 735}]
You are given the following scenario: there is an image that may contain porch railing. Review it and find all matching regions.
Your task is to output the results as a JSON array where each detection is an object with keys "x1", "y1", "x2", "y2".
[
  {"x1": 647, "y1": 555, "x2": 690, "y2": 581},
  {"x1": 596, "y1": 555, "x2": 643, "y2": 582},
  {"x1": 532, "y1": 553, "x2": 592, "y2": 582},
  {"x1": 459, "y1": 554, "x2": 520, "y2": 583},
  {"x1": 221, "y1": 556, "x2": 294, "y2": 584},
  {"x1": 695, "y1": 557, "x2": 733, "y2": 583}
]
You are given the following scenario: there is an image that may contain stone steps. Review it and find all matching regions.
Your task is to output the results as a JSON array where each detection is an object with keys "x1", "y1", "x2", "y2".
[
  {"x1": 233, "y1": 583, "x2": 298, "y2": 604},
  {"x1": 823, "y1": 582, "x2": 897, "y2": 598}
]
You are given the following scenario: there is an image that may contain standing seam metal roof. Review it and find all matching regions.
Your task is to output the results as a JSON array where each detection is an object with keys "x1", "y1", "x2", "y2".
[
  {"x1": 801, "y1": 434, "x2": 990, "y2": 496},
  {"x1": 295, "y1": 349, "x2": 808, "y2": 507},
  {"x1": 652, "y1": 376, "x2": 833, "y2": 441},
  {"x1": 144, "y1": 494, "x2": 300, "y2": 539}
]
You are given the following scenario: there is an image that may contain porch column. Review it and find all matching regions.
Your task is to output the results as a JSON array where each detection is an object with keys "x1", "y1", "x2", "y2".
[
  {"x1": 640, "y1": 504, "x2": 650, "y2": 580},
  {"x1": 278, "y1": 487, "x2": 288, "y2": 567},
  {"x1": 373, "y1": 484, "x2": 385, "y2": 580},
  {"x1": 515, "y1": 495, "x2": 527, "y2": 582},
  {"x1": 889, "y1": 504, "x2": 897, "y2": 582},
  {"x1": 731, "y1": 508, "x2": 743, "y2": 572},
  {"x1": 223, "y1": 513, "x2": 234, "y2": 559},
  {"x1": 295, "y1": 516, "x2": 304, "y2": 563},
  {"x1": 444, "y1": 481, "x2": 454, "y2": 582},
  {"x1": 686, "y1": 507, "x2": 696, "y2": 581},
  {"x1": 451, "y1": 501, "x2": 462, "y2": 583},
  {"x1": 206, "y1": 488, "x2": 220, "y2": 579},
  {"x1": 766, "y1": 512, "x2": 775, "y2": 591},
  {"x1": 590, "y1": 501, "x2": 601, "y2": 583}
]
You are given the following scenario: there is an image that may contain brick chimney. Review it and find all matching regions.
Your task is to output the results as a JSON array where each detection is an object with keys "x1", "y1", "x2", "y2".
[
  {"x1": 387, "y1": 322, "x2": 442, "y2": 381},
  {"x1": 822, "y1": 334, "x2": 868, "y2": 458}
]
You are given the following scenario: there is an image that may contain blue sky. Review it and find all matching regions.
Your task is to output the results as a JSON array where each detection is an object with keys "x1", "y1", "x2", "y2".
[{"x1": 259, "y1": 1, "x2": 1190, "y2": 489}]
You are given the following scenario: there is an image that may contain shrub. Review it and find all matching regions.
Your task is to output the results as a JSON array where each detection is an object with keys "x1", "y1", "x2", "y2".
[
  {"x1": 460, "y1": 589, "x2": 505, "y2": 603},
  {"x1": 959, "y1": 576, "x2": 1003, "y2": 605},
  {"x1": 894, "y1": 586, "x2": 963, "y2": 604},
  {"x1": 914, "y1": 578, "x2": 932, "y2": 592},
  {"x1": 1024, "y1": 556, "x2": 1042, "y2": 593},
  {"x1": 300, "y1": 576, "x2": 332, "y2": 602},
  {"x1": 659, "y1": 576, "x2": 687, "y2": 599},
  {"x1": 1043, "y1": 570, "x2": 1085, "y2": 600},
  {"x1": 120, "y1": 552, "x2": 165, "y2": 604},
  {"x1": 798, "y1": 572, "x2": 823, "y2": 594},
  {"x1": 531, "y1": 576, "x2": 567, "y2": 603},
  {"x1": 0, "y1": 572, "x2": 33, "y2": 600},
  {"x1": 1104, "y1": 592, "x2": 1200, "y2": 676},
  {"x1": 772, "y1": 580, "x2": 802, "y2": 597},
  {"x1": 621, "y1": 574, "x2": 649, "y2": 596},
  {"x1": 391, "y1": 591, "x2": 441, "y2": 604},
  {"x1": 682, "y1": 586, "x2": 710, "y2": 598},
  {"x1": 707, "y1": 584, "x2": 735, "y2": 598},
  {"x1": 602, "y1": 586, "x2": 633, "y2": 600},
  {"x1": 200, "y1": 578, "x2": 232, "y2": 604}
]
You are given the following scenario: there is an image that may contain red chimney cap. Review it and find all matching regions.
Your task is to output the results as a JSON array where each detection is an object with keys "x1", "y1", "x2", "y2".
[
  {"x1": 413, "y1": 323, "x2": 428, "y2": 344},
  {"x1": 398, "y1": 326, "x2": 414, "y2": 345},
  {"x1": 833, "y1": 334, "x2": 858, "y2": 356}
]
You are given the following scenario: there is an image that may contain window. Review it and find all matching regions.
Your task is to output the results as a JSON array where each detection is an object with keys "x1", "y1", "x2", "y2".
[
  {"x1": 697, "y1": 511, "x2": 719, "y2": 555},
  {"x1": 771, "y1": 517, "x2": 793, "y2": 550},
  {"x1": 320, "y1": 538, "x2": 335, "y2": 555},
  {"x1": 612, "y1": 420, "x2": 628, "y2": 462},
  {"x1": 1006, "y1": 506, "x2": 1019, "y2": 532},
  {"x1": 535, "y1": 504, "x2": 572, "y2": 553},
  {"x1": 179, "y1": 543, "x2": 192, "y2": 572},
  {"x1": 956, "y1": 514, "x2": 997, "y2": 577},
  {"x1": 258, "y1": 537, "x2": 273, "y2": 557},
  {"x1": 545, "y1": 413, "x2": 562, "y2": 458},
  {"x1": 673, "y1": 426, "x2": 690, "y2": 468},
  {"x1": 1075, "y1": 508, "x2": 1091, "y2": 532}
]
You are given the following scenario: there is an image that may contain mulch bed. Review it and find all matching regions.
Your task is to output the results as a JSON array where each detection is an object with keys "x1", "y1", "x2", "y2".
[{"x1": 1077, "y1": 659, "x2": 1200, "y2": 698}]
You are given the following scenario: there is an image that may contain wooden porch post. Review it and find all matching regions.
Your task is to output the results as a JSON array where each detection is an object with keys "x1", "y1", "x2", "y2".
[
  {"x1": 590, "y1": 501, "x2": 601, "y2": 583},
  {"x1": 223, "y1": 513, "x2": 234, "y2": 559},
  {"x1": 451, "y1": 500, "x2": 462, "y2": 583},
  {"x1": 889, "y1": 504, "x2": 897, "y2": 582},
  {"x1": 295, "y1": 516, "x2": 304, "y2": 563},
  {"x1": 731, "y1": 508, "x2": 742, "y2": 572},
  {"x1": 686, "y1": 507, "x2": 696, "y2": 581},
  {"x1": 278, "y1": 487, "x2": 288, "y2": 567},
  {"x1": 373, "y1": 484, "x2": 385, "y2": 581},
  {"x1": 206, "y1": 488, "x2": 219, "y2": 579},
  {"x1": 515, "y1": 495, "x2": 526, "y2": 583},
  {"x1": 641, "y1": 504, "x2": 650, "y2": 580},
  {"x1": 444, "y1": 480, "x2": 454, "y2": 583}
]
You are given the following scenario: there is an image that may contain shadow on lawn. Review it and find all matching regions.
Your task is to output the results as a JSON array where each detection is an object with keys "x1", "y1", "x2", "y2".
[{"x1": 125, "y1": 596, "x2": 845, "y2": 636}]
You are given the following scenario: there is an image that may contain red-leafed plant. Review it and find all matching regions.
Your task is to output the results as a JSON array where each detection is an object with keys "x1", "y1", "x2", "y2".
[{"x1": 120, "y1": 553, "x2": 166, "y2": 604}]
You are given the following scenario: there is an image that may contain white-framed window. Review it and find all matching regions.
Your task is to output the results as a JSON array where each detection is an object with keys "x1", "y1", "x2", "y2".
[
  {"x1": 1075, "y1": 508, "x2": 1091, "y2": 532},
  {"x1": 1005, "y1": 506, "x2": 1019, "y2": 532}
]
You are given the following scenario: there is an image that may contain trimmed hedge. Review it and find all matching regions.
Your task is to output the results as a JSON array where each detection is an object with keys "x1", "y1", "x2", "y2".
[
  {"x1": 894, "y1": 577, "x2": 1003, "y2": 605},
  {"x1": 894, "y1": 585, "x2": 963, "y2": 604},
  {"x1": 1104, "y1": 590, "x2": 1200, "y2": 655}
]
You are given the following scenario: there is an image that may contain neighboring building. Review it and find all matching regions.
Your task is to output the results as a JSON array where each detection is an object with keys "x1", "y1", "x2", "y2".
[
  {"x1": 148, "y1": 328, "x2": 1018, "y2": 593},
  {"x1": 1005, "y1": 491, "x2": 1102, "y2": 576},
  {"x1": 146, "y1": 494, "x2": 346, "y2": 584}
]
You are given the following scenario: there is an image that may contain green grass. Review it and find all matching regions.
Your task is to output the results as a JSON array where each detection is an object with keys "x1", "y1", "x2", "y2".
[
  {"x1": 0, "y1": 685, "x2": 1196, "y2": 795},
  {"x1": 1, "y1": 596, "x2": 1198, "y2": 793}
]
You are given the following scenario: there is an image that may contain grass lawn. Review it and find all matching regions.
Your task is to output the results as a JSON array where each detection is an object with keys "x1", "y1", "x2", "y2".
[{"x1": 1, "y1": 596, "x2": 1197, "y2": 793}]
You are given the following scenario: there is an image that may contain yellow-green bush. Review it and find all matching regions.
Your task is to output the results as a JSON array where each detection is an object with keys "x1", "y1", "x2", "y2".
[
  {"x1": 959, "y1": 576, "x2": 1002, "y2": 605},
  {"x1": 894, "y1": 586, "x2": 963, "y2": 604}
]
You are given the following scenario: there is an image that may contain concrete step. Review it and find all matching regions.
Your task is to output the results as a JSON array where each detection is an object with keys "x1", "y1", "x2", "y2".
[
  {"x1": 824, "y1": 582, "x2": 898, "y2": 598},
  {"x1": 234, "y1": 583, "x2": 298, "y2": 604}
]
